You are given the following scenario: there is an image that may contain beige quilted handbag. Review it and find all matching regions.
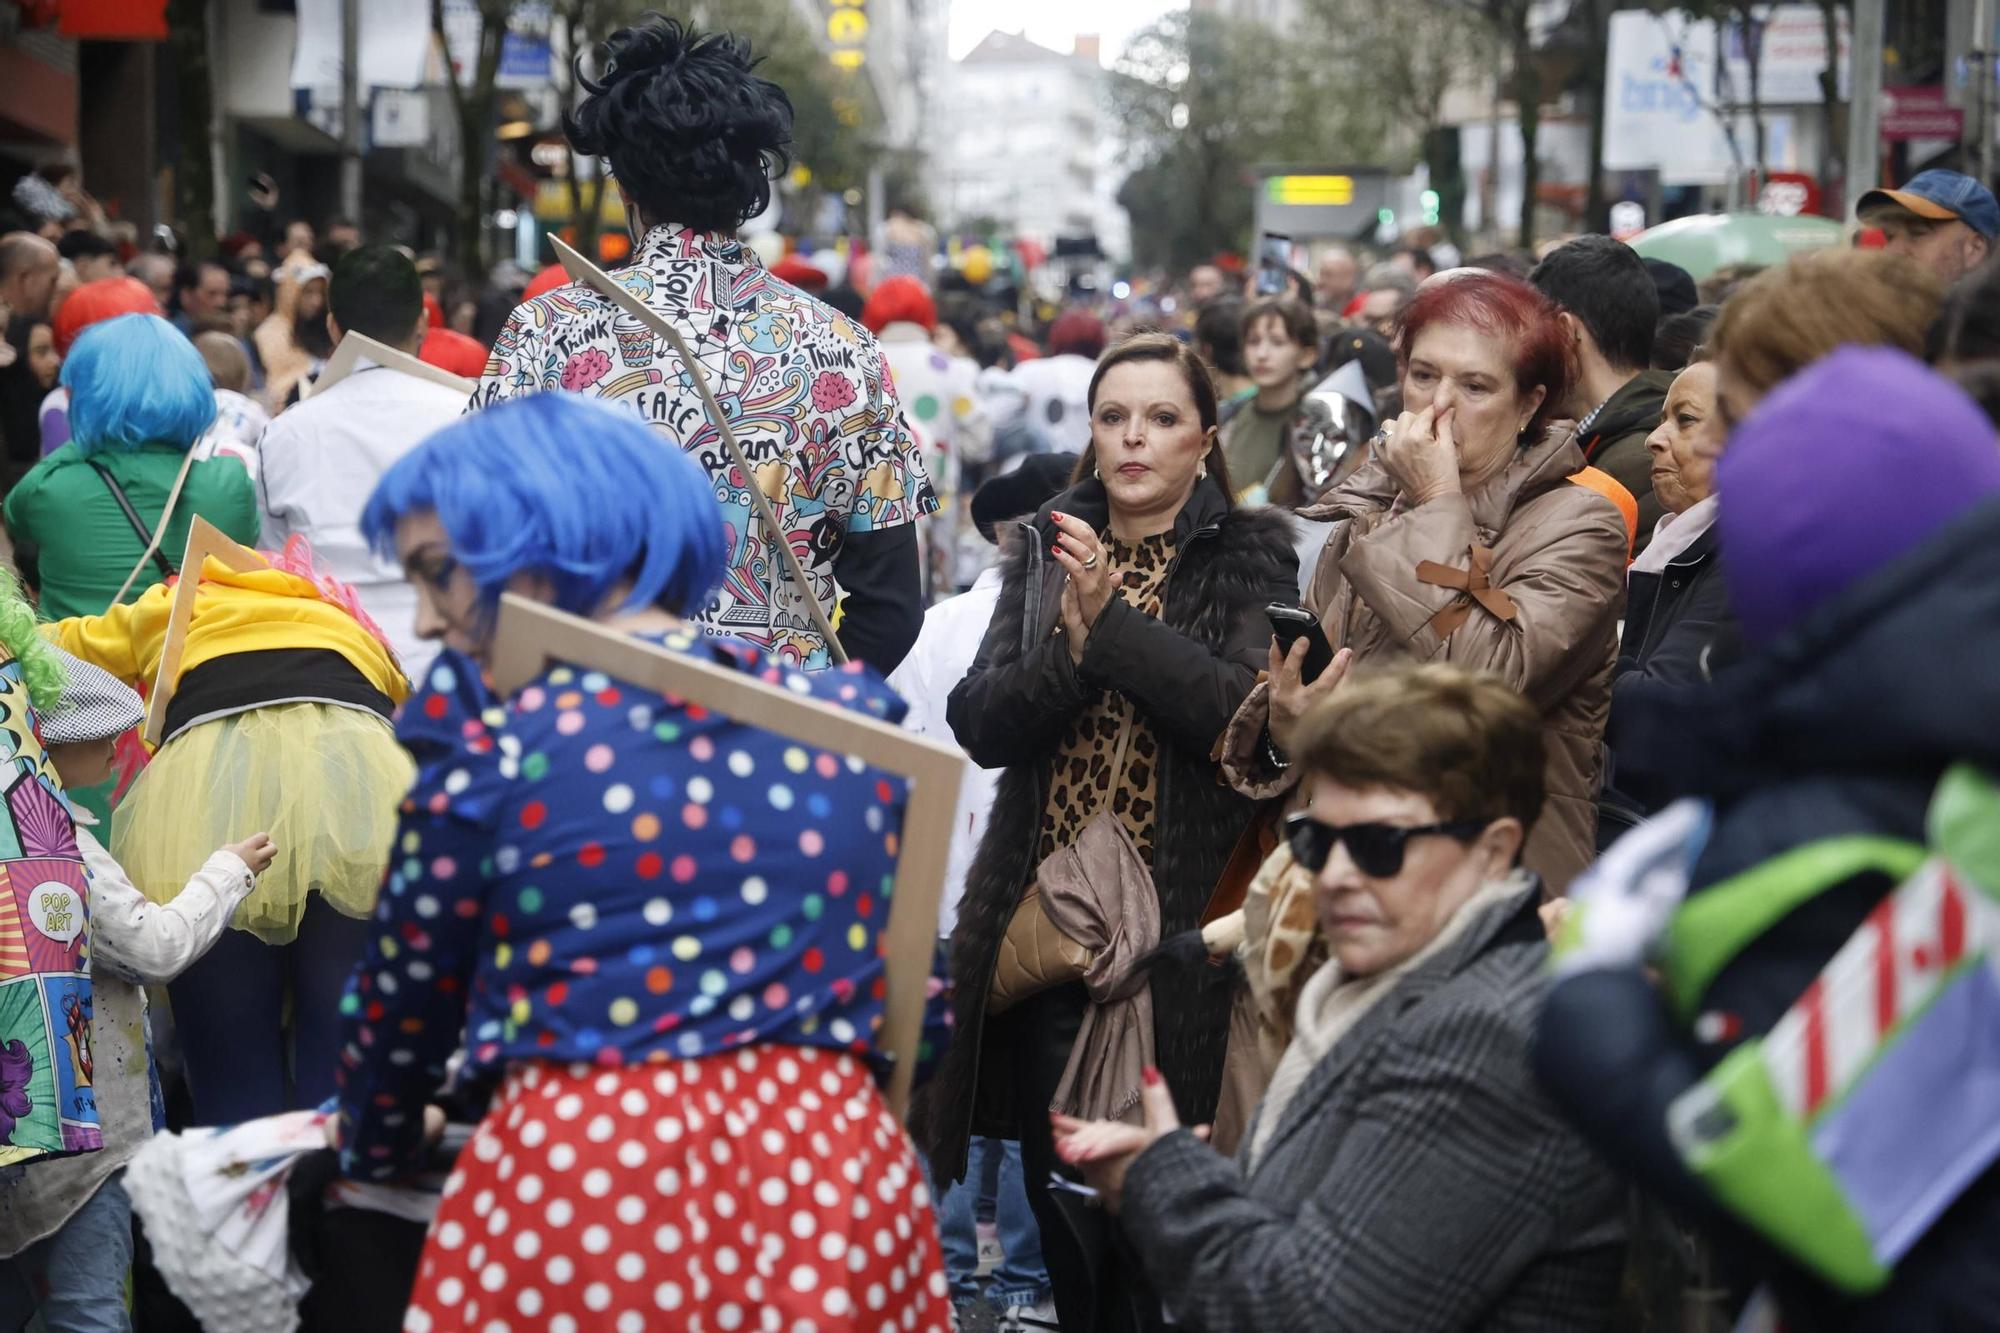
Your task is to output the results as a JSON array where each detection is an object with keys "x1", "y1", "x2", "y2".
[
  {"x1": 987, "y1": 883, "x2": 1097, "y2": 1014},
  {"x1": 986, "y1": 712, "x2": 1135, "y2": 1015}
]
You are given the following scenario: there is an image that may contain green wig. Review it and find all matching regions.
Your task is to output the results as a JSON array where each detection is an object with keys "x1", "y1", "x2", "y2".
[{"x1": 0, "y1": 568, "x2": 64, "y2": 713}]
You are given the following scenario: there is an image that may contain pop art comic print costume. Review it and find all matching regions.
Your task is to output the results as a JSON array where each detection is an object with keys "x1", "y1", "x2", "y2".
[
  {"x1": 473, "y1": 224, "x2": 938, "y2": 670},
  {"x1": 0, "y1": 650, "x2": 98, "y2": 1166}
]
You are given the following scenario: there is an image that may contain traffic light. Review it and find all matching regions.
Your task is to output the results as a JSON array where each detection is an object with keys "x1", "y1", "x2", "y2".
[{"x1": 1420, "y1": 189, "x2": 1441, "y2": 226}]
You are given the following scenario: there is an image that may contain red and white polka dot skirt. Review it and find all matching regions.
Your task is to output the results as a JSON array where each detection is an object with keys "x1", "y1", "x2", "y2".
[{"x1": 404, "y1": 1047, "x2": 950, "y2": 1333}]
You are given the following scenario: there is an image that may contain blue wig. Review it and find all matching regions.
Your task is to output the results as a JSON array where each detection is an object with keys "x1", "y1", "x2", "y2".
[
  {"x1": 61, "y1": 314, "x2": 217, "y2": 456},
  {"x1": 363, "y1": 392, "x2": 726, "y2": 620}
]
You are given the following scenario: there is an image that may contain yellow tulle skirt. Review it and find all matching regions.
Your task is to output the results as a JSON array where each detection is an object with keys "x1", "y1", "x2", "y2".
[{"x1": 109, "y1": 703, "x2": 416, "y2": 945}]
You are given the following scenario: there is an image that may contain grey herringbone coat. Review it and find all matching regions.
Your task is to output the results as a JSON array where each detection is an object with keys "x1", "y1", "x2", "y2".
[{"x1": 1119, "y1": 882, "x2": 1624, "y2": 1331}]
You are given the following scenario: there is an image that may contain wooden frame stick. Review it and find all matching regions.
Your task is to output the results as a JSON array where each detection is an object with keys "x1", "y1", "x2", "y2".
[
  {"x1": 546, "y1": 235, "x2": 847, "y2": 666},
  {"x1": 142, "y1": 516, "x2": 269, "y2": 747},
  {"x1": 304, "y1": 331, "x2": 476, "y2": 399},
  {"x1": 490, "y1": 593, "x2": 960, "y2": 1117}
]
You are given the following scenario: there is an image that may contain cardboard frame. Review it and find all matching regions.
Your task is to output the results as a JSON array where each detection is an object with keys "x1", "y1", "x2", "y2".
[
  {"x1": 304, "y1": 331, "x2": 476, "y2": 400},
  {"x1": 488, "y1": 593, "x2": 962, "y2": 1117},
  {"x1": 143, "y1": 516, "x2": 268, "y2": 747}
]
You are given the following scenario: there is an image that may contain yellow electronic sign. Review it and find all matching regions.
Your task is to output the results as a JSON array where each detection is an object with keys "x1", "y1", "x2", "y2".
[
  {"x1": 828, "y1": 0, "x2": 867, "y2": 68},
  {"x1": 1265, "y1": 175, "x2": 1355, "y2": 206}
]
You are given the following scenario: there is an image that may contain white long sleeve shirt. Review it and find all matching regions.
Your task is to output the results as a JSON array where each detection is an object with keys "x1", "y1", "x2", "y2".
[
  {"x1": 887, "y1": 567, "x2": 1004, "y2": 936},
  {"x1": 257, "y1": 360, "x2": 466, "y2": 685}
]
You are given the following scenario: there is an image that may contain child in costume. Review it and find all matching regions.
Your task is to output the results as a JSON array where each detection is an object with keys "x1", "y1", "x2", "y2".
[
  {"x1": 46, "y1": 534, "x2": 413, "y2": 1125},
  {"x1": 0, "y1": 647, "x2": 275, "y2": 1331}
]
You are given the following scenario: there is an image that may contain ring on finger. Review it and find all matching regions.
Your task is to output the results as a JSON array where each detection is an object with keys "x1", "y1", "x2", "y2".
[{"x1": 1079, "y1": 551, "x2": 1100, "y2": 570}]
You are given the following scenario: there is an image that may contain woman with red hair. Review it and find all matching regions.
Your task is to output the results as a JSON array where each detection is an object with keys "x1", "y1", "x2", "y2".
[{"x1": 1218, "y1": 270, "x2": 1627, "y2": 892}]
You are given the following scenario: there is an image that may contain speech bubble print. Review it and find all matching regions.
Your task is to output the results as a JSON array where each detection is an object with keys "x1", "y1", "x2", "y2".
[{"x1": 27, "y1": 883, "x2": 82, "y2": 945}]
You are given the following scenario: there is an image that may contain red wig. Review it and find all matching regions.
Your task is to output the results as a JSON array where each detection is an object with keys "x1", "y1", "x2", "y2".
[
  {"x1": 420, "y1": 326, "x2": 490, "y2": 379},
  {"x1": 1394, "y1": 272, "x2": 1574, "y2": 442},
  {"x1": 1047, "y1": 309, "x2": 1108, "y2": 360},
  {"x1": 54, "y1": 276, "x2": 161, "y2": 356},
  {"x1": 860, "y1": 275, "x2": 936, "y2": 334},
  {"x1": 770, "y1": 255, "x2": 828, "y2": 292},
  {"x1": 522, "y1": 262, "x2": 571, "y2": 304}
]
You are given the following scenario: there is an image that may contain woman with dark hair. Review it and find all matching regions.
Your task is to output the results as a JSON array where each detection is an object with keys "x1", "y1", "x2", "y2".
[
  {"x1": 254, "y1": 254, "x2": 333, "y2": 409},
  {"x1": 0, "y1": 314, "x2": 57, "y2": 489},
  {"x1": 1219, "y1": 271, "x2": 1627, "y2": 893},
  {"x1": 917, "y1": 332, "x2": 1298, "y2": 1329},
  {"x1": 476, "y1": 15, "x2": 935, "y2": 674},
  {"x1": 337, "y1": 392, "x2": 951, "y2": 1331}
]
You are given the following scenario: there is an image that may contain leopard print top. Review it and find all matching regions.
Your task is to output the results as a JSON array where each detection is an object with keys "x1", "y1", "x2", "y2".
[{"x1": 1035, "y1": 529, "x2": 1177, "y2": 868}]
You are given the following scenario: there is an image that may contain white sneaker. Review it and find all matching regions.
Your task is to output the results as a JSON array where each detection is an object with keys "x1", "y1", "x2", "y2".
[{"x1": 1000, "y1": 1297, "x2": 1058, "y2": 1332}]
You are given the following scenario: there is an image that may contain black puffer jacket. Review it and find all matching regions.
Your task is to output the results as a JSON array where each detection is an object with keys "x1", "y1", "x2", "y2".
[
  {"x1": 1599, "y1": 522, "x2": 1740, "y2": 837},
  {"x1": 913, "y1": 473, "x2": 1298, "y2": 1185}
]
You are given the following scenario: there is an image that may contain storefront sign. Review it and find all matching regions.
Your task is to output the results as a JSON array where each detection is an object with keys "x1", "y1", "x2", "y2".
[
  {"x1": 1266, "y1": 175, "x2": 1356, "y2": 206},
  {"x1": 1758, "y1": 171, "x2": 1822, "y2": 215},
  {"x1": 1881, "y1": 85, "x2": 1964, "y2": 141},
  {"x1": 1605, "y1": 10, "x2": 1800, "y2": 185}
]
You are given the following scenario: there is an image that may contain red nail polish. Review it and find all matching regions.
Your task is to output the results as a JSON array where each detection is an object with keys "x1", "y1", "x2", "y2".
[{"x1": 1142, "y1": 1066, "x2": 1162, "y2": 1087}]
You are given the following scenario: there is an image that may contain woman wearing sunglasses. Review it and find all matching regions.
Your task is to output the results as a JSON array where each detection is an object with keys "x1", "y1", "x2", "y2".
[{"x1": 1052, "y1": 665, "x2": 1624, "y2": 1331}]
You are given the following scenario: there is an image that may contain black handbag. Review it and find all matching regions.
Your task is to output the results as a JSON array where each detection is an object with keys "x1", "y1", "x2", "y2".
[{"x1": 88, "y1": 460, "x2": 177, "y2": 582}]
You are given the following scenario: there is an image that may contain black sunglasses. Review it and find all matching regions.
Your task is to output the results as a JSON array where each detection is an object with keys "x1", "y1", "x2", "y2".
[{"x1": 1283, "y1": 811, "x2": 1489, "y2": 878}]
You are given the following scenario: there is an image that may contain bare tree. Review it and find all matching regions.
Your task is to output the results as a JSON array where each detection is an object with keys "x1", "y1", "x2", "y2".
[
  {"x1": 167, "y1": 0, "x2": 217, "y2": 256},
  {"x1": 432, "y1": 0, "x2": 515, "y2": 279},
  {"x1": 1302, "y1": 0, "x2": 1492, "y2": 238}
]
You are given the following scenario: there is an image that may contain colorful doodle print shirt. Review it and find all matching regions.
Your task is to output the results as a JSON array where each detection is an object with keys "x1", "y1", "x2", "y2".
[
  {"x1": 0, "y1": 653, "x2": 99, "y2": 1166},
  {"x1": 472, "y1": 225, "x2": 939, "y2": 670},
  {"x1": 334, "y1": 633, "x2": 943, "y2": 1180}
]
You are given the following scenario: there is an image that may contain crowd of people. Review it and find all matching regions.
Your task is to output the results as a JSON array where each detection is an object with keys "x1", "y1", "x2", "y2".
[{"x1": 0, "y1": 11, "x2": 1991, "y2": 1333}]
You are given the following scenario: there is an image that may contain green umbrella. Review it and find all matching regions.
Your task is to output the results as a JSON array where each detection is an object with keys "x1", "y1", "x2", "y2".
[{"x1": 1629, "y1": 212, "x2": 1845, "y2": 280}]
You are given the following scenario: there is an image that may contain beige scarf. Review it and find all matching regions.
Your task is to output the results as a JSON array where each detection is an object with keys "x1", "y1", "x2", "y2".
[{"x1": 1244, "y1": 872, "x2": 1531, "y2": 1173}]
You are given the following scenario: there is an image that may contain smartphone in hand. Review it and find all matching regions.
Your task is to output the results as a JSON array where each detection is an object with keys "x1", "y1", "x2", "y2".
[
  {"x1": 1266, "y1": 603, "x2": 1334, "y2": 683},
  {"x1": 1255, "y1": 231, "x2": 1292, "y2": 297}
]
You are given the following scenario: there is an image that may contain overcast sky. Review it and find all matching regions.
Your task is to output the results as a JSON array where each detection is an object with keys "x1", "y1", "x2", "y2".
[{"x1": 946, "y1": 0, "x2": 1187, "y2": 64}]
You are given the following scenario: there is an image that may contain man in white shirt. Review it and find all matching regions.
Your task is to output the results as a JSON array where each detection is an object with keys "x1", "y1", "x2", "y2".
[{"x1": 257, "y1": 247, "x2": 464, "y2": 684}]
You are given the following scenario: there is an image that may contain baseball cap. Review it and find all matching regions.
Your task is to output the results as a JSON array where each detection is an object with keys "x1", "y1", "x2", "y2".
[
  {"x1": 1857, "y1": 169, "x2": 2000, "y2": 240},
  {"x1": 38, "y1": 646, "x2": 143, "y2": 745}
]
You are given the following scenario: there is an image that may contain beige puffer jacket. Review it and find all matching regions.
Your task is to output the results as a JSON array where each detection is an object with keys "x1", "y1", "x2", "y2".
[{"x1": 1218, "y1": 427, "x2": 1626, "y2": 892}]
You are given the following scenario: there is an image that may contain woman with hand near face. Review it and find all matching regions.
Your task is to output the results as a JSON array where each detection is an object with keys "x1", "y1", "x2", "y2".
[
  {"x1": 1218, "y1": 271, "x2": 1628, "y2": 893},
  {"x1": 917, "y1": 333, "x2": 1298, "y2": 1330}
]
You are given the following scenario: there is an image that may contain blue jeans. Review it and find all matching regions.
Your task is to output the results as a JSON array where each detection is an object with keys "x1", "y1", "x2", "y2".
[
  {"x1": 0, "y1": 1174, "x2": 133, "y2": 1333},
  {"x1": 937, "y1": 1137, "x2": 1050, "y2": 1308}
]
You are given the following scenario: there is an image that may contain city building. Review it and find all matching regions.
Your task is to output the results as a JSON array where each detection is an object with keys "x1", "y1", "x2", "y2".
[{"x1": 937, "y1": 31, "x2": 1122, "y2": 258}]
